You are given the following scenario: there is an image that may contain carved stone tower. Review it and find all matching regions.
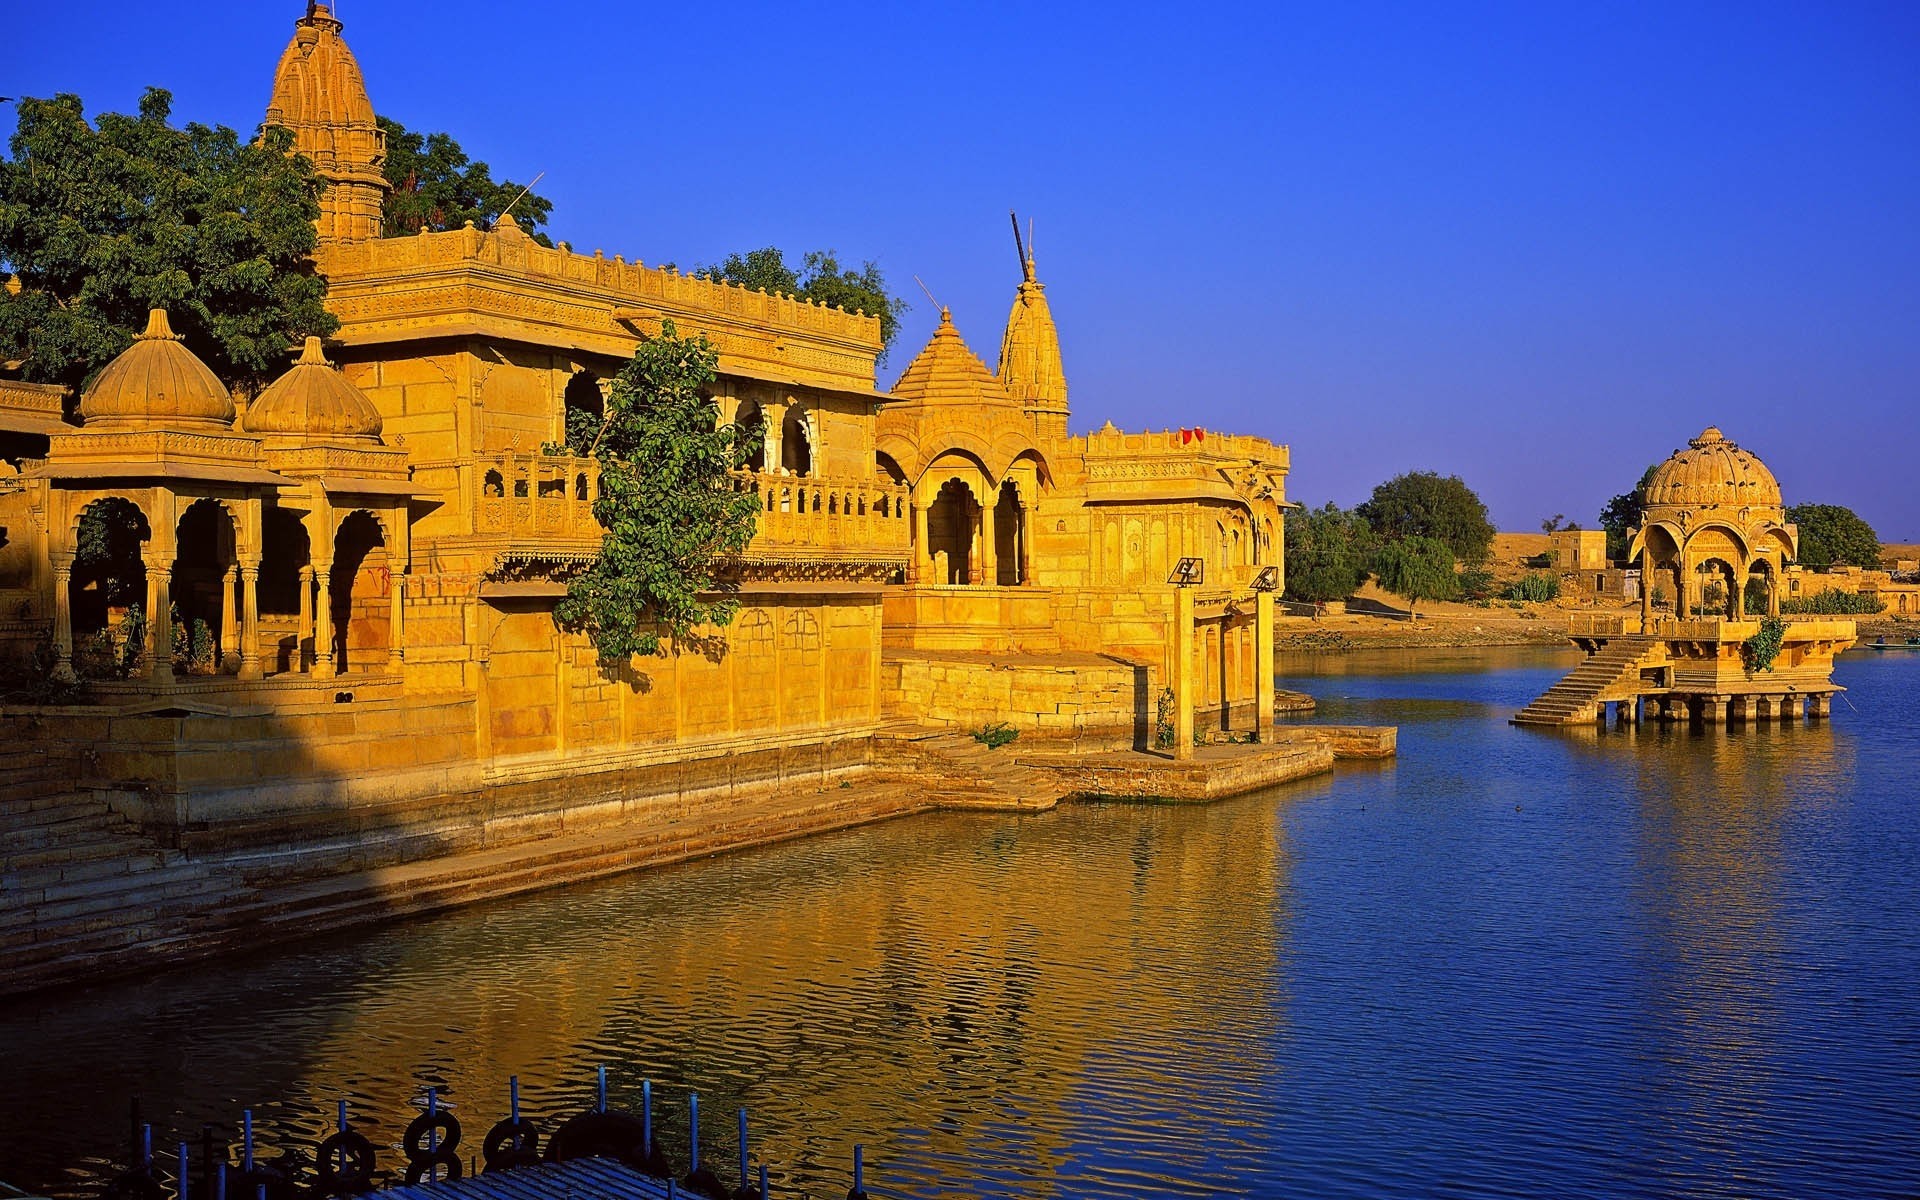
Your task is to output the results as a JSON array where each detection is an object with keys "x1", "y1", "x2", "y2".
[
  {"x1": 264, "y1": 3, "x2": 389, "y2": 244},
  {"x1": 997, "y1": 252, "x2": 1069, "y2": 442}
]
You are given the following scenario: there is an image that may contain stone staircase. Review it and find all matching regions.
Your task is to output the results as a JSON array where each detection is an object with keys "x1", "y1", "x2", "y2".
[
  {"x1": 1512, "y1": 637, "x2": 1660, "y2": 727},
  {"x1": 873, "y1": 726, "x2": 1068, "y2": 811},
  {"x1": 0, "y1": 745, "x2": 228, "y2": 993}
]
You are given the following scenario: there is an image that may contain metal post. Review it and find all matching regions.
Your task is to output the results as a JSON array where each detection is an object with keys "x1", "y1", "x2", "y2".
[
  {"x1": 177, "y1": 1143, "x2": 189, "y2": 1200},
  {"x1": 511, "y1": 1076, "x2": 520, "y2": 1122},
  {"x1": 427, "y1": 1086, "x2": 439, "y2": 1181},
  {"x1": 242, "y1": 1111, "x2": 254, "y2": 1173},
  {"x1": 759, "y1": 1164, "x2": 768, "y2": 1200},
  {"x1": 738, "y1": 1108, "x2": 749, "y2": 1188},
  {"x1": 643, "y1": 1080, "x2": 653, "y2": 1154},
  {"x1": 142, "y1": 1125, "x2": 153, "y2": 1168},
  {"x1": 597, "y1": 1066, "x2": 608, "y2": 1113},
  {"x1": 854, "y1": 1144, "x2": 864, "y2": 1191},
  {"x1": 689, "y1": 1094, "x2": 700, "y2": 1172}
]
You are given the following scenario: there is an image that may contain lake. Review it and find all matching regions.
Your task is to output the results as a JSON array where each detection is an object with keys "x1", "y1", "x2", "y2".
[{"x1": 2, "y1": 647, "x2": 1916, "y2": 1199}]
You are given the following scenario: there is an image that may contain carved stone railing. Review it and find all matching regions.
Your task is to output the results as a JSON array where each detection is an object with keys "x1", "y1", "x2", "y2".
[
  {"x1": 732, "y1": 470, "x2": 910, "y2": 565},
  {"x1": 468, "y1": 452, "x2": 602, "y2": 539}
]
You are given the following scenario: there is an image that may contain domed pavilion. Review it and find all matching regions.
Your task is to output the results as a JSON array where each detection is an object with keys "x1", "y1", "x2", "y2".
[{"x1": 1628, "y1": 426, "x2": 1798, "y2": 621}]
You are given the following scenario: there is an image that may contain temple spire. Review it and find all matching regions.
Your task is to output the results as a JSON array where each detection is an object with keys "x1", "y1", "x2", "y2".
[
  {"x1": 264, "y1": 3, "x2": 389, "y2": 243},
  {"x1": 997, "y1": 216, "x2": 1068, "y2": 439}
]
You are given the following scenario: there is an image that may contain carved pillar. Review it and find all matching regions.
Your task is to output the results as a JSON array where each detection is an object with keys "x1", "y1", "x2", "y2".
[
  {"x1": 313, "y1": 562, "x2": 335, "y2": 680},
  {"x1": 1255, "y1": 590, "x2": 1275, "y2": 743},
  {"x1": 1173, "y1": 586, "x2": 1195, "y2": 760},
  {"x1": 1768, "y1": 574, "x2": 1780, "y2": 617},
  {"x1": 238, "y1": 561, "x2": 263, "y2": 681},
  {"x1": 50, "y1": 551, "x2": 76, "y2": 684},
  {"x1": 976, "y1": 495, "x2": 995, "y2": 586},
  {"x1": 388, "y1": 573, "x2": 406, "y2": 674},
  {"x1": 219, "y1": 566, "x2": 239, "y2": 673},
  {"x1": 1732, "y1": 564, "x2": 1746, "y2": 620},
  {"x1": 911, "y1": 501, "x2": 930, "y2": 584},
  {"x1": 1676, "y1": 562, "x2": 1690, "y2": 620},
  {"x1": 146, "y1": 559, "x2": 174, "y2": 683},
  {"x1": 298, "y1": 565, "x2": 315, "y2": 672},
  {"x1": 1808, "y1": 693, "x2": 1830, "y2": 720},
  {"x1": 1640, "y1": 546, "x2": 1653, "y2": 629}
]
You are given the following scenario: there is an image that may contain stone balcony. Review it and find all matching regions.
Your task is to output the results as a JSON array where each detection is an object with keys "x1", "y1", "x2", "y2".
[{"x1": 413, "y1": 455, "x2": 909, "y2": 576}]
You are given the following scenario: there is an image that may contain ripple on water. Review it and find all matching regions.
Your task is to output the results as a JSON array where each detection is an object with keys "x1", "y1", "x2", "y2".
[{"x1": 1, "y1": 651, "x2": 1917, "y2": 1199}]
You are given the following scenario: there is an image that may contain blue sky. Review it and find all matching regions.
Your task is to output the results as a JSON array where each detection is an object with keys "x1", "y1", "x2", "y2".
[{"x1": 12, "y1": 2, "x2": 1920, "y2": 537}]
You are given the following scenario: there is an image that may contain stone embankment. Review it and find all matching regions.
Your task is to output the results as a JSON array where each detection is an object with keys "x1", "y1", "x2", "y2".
[{"x1": 1, "y1": 712, "x2": 1393, "y2": 1001}]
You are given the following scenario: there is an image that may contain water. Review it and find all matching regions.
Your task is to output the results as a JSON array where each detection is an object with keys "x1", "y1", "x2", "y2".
[{"x1": 2, "y1": 648, "x2": 1917, "y2": 1199}]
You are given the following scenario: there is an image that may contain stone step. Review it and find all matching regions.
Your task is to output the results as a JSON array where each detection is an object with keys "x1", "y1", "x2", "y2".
[
  {"x1": 0, "y1": 810, "x2": 137, "y2": 852},
  {"x1": 0, "y1": 868, "x2": 223, "y2": 935},
  {"x1": 1, "y1": 832, "x2": 171, "y2": 873}
]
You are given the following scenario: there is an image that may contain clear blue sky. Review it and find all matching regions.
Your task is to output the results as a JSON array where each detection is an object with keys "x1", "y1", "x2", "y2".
[{"x1": 13, "y1": 2, "x2": 1920, "y2": 537}]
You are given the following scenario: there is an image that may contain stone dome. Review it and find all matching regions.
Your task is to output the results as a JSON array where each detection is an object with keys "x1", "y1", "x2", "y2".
[
  {"x1": 1643, "y1": 426, "x2": 1783, "y2": 509},
  {"x1": 78, "y1": 309, "x2": 236, "y2": 430},
  {"x1": 245, "y1": 336, "x2": 383, "y2": 442},
  {"x1": 891, "y1": 308, "x2": 1016, "y2": 407}
]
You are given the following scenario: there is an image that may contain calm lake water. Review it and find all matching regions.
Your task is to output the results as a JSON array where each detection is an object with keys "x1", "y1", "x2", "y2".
[{"x1": 3, "y1": 647, "x2": 1917, "y2": 1199}]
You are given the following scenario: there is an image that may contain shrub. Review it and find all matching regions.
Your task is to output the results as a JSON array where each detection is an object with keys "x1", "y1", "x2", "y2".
[
  {"x1": 1744, "y1": 616, "x2": 1787, "y2": 672},
  {"x1": 1780, "y1": 589, "x2": 1885, "y2": 615},
  {"x1": 1502, "y1": 572, "x2": 1560, "y2": 603},
  {"x1": 1154, "y1": 687, "x2": 1177, "y2": 750},
  {"x1": 971, "y1": 721, "x2": 1019, "y2": 750}
]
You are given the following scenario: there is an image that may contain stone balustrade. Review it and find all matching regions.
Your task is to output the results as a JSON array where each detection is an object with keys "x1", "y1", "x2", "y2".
[
  {"x1": 467, "y1": 452, "x2": 603, "y2": 540},
  {"x1": 732, "y1": 469, "x2": 911, "y2": 564}
]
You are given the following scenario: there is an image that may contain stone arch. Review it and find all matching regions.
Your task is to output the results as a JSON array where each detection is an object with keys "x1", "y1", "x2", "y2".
[
  {"x1": 69, "y1": 496, "x2": 151, "y2": 674},
  {"x1": 483, "y1": 468, "x2": 505, "y2": 497},
  {"x1": 875, "y1": 450, "x2": 908, "y2": 487},
  {"x1": 1695, "y1": 555, "x2": 1739, "y2": 618},
  {"x1": 331, "y1": 509, "x2": 390, "y2": 672},
  {"x1": 561, "y1": 369, "x2": 604, "y2": 455},
  {"x1": 928, "y1": 479, "x2": 980, "y2": 584},
  {"x1": 781, "y1": 404, "x2": 813, "y2": 476},
  {"x1": 259, "y1": 506, "x2": 312, "y2": 673},
  {"x1": 173, "y1": 498, "x2": 238, "y2": 675}
]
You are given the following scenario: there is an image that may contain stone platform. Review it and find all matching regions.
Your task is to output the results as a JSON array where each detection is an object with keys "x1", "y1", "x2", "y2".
[{"x1": 1016, "y1": 742, "x2": 1335, "y2": 803}]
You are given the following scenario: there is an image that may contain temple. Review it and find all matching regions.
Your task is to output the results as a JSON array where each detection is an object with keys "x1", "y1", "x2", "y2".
[
  {"x1": 0, "y1": 1, "x2": 1293, "y2": 979},
  {"x1": 1514, "y1": 427, "x2": 1856, "y2": 726}
]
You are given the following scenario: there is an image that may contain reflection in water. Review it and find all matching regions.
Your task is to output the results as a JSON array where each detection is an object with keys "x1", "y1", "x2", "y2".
[{"x1": 2, "y1": 649, "x2": 1916, "y2": 1199}]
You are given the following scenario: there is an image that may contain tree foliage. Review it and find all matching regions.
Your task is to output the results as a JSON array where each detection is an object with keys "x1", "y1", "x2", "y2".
[
  {"x1": 1600, "y1": 465, "x2": 1658, "y2": 560},
  {"x1": 0, "y1": 89, "x2": 335, "y2": 395},
  {"x1": 556, "y1": 321, "x2": 764, "y2": 662},
  {"x1": 1786, "y1": 503, "x2": 1881, "y2": 572},
  {"x1": 1355, "y1": 471, "x2": 1495, "y2": 565},
  {"x1": 697, "y1": 246, "x2": 908, "y2": 357},
  {"x1": 378, "y1": 116, "x2": 553, "y2": 246},
  {"x1": 1283, "y1": 502, "x2": 1372, "y2": 604},
  {"x1": 1371, "y1": 536, "x2": 1460, "y2": 614}
]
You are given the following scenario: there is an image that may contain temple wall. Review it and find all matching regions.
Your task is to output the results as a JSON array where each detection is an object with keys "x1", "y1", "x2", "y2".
[{"x1": 339, "y1": 349, "x2": 462, "y2": 461}]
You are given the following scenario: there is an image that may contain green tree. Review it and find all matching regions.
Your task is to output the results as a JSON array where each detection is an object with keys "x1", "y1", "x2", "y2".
[
  {"x1": 1355, "y1": 471, "x2": 1495, "y2": 565},
  {"x1": 1786, "y1": 503, "x2": 1881, "y2": 571},
  {"x1": 556, "y1": 321, "x2": 764, "y2": 662},
  {"x1": 378, "y1": 116, "x2": 554, "y2": 246},
  {"x1": 0, "y1": 89, "x2": 335, "y2": 395},
  {"x1": 1599, "y1": 465, "x2": 1659, "y2": 560},
  {"x1": 1371, "y1": 536, "x2": 1460, "y2": 616},
  {"x1": 1283, "y1": 502, "x2": 1372, "y2": 604},
  {"x1": 697, "y1": 246, "x2": 908, "y2": 358}
]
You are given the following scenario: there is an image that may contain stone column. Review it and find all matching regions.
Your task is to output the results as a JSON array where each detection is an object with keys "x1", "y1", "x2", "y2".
[
  {"x1": 219, "y1": 566, "x2": 239, "y2": 673},
  {"x1": 978, "y1": 496, "x2": 997, "y2": 586},
  {"x1": 1640, "y1": 547, "x2": 1653, "y2": 630},
  {"x1": 1732, "y1": 569, "x2": 1746, "y2": 620},
  {"x1": 1768, "y1": 576, "x2": 1781, "y2": 618},
  {"x1": 1255, "y1": 590, "x2": 1275, "y2": 743},
  {"x1": 1173, "y1": 586, "x2": 1195, "y2": 760},
  {"x1": 388, "y1": 573, "x2": 406, "y2": 674},
  {"x1": 50, "y1": 551, "x2": 76, "y2": 684},
  {"x1": 146, "y1": 559, "x2": 174, "y2": 683},
  {"x1": 1808, "y1": 693, "x2": 1830, "y2": 720},
  {"x1": 1676, "y1": 563, "x2": 1690, "y2": 620},
  {"x1": 298, "y1": 565, "x2": 315, "y2": 672},
  {"x1": 910, "y1": 501, "x2": 929, "y2": 584},
  {"x1": 238, "y1": 561, "x2": 263, "y2": 680},
  {"x1": 313, "y1": 562, "x2": 335, "y2": 680},
  {"x1": 1706, "y1": 697, "x2": 1729, "y2": 726}
]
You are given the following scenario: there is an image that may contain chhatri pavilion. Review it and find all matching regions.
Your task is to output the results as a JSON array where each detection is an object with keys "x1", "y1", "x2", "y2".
[
  {"x1": 0, "y1": 5, "x2": 1290, "y2": 863},
  {"x1": 1514, "y1": 427, "x2": 1855, "y2": 727}
]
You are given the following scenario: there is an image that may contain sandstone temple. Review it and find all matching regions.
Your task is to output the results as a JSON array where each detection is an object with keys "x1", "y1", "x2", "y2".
[{"x1": 0, "y1": 5, "x2": 1294, "y2": 990}]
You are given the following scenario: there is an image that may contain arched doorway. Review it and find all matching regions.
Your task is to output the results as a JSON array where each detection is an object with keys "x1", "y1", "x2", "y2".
[
  {"x1": 1697, "y1": 557, "x2": 1738, "y2": 618},
  {"x1": 781, "y1": 405, "x2": 812, "y2": 476},
  {"x1": 331, "y1": 510, "x2": 389, "y2": 673},
  {"x1": 994, "y1": 481, "x2": 1024, "y2": 586},
  {"x1": 562, "y1": 371, "x2": 604, "y2": 456},
  {"x1": 70, "y1": 497, "x2": 150, "y2": 677},
  {"x1": 259, "y1": 507, "x2": 312, "y2": 673},
  {"x1": 736, "y1": 400, "x2": 767, "y2": 473},
  {"x1": 928, "y1": 480, "x2": 978, "y2": 585},
  {"x1": 173, "y1": 499, "x2": 237, "y2": 675},
  {"x1": 1745, "y1": 561, "x2": 1777, "y2": 618}
]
